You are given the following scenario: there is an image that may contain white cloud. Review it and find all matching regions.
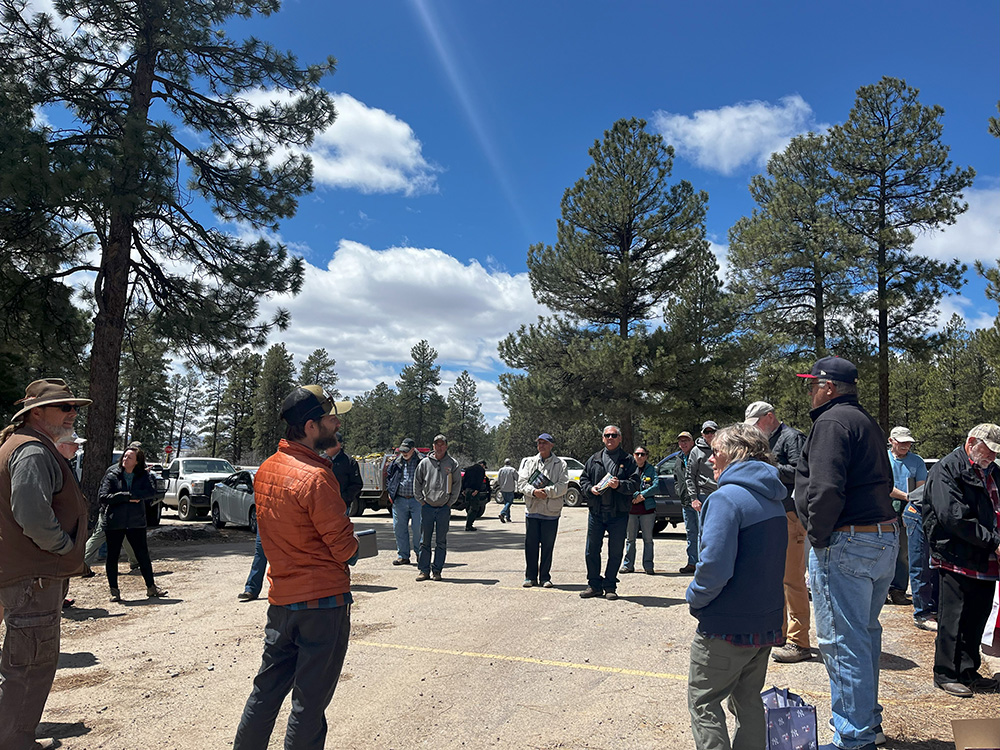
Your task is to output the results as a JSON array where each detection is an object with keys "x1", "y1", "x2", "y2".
[
  {"x1": 709, "y1": 241, "x2": 729, "y2": 284},
  {"x1": 652, "y1": 95, "x2": 822, "y2": 175},
  {"x1": 934, "y1": 294, "x2": 995, "y2": 333},
  {"x1": 912, "y1": 186, "x2": 1000, "y2": 266},
  {"x1": 240, "y1": 89, "x2": 438, "y2": 196},
  {"x1": 307, "y1": 93, "x2": 439, "y2": 196},
  {"x1": 260, "y1": 240, "x2": 550, "y2": 424}
]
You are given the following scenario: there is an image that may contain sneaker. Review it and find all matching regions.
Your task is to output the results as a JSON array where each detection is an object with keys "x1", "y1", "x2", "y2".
[
  {"x1": 886, "y1": 588, "x2": 911, "y2": 606},
  {"x1": 914, "y1": 616, "x2": 938, "y2": 631},
  {"x1": 605, "y1": 591, "x2": 619, "y2": 601},
  {"x1": 109, "y1": 587, "x2": 121, "y2": 602},
  {"x1": 828, "y1": 720, "x2": 886, "y2": 745},
  {"x1": 678, "y1": 564, "x2": 696, "y2": 574},
  {"x1": 523, "y1": 579, "x2": 535, "y2": 588},
  {"x1": 619, "y1": 567, "x2": 634, "y2": 574},
  {"x1": 431, "y1": 571, "x2": 442, "y2": 582},
  {"x1": 146, "y1": 584, "x2": 168, "y2": 598},
  {"x1": 541, "y1": 580, "x2": 553, "y2": 588},
  {"x1": 579, "y1": 587, "x2": 603, "y2": 599},
  {"x1": 392, "y1": 557, "x2": 410, "y2": 566},
  {"x1": 415, "y1": 571, "x2": 429, "y2": 581},
  {"x1": 771, "y1": 643, "x2": 811, "y2": 663},
  {"x1": 237, "y1": 591, "x2": 257, "y2": 602},
  {"x1": 499, "y1": 515, "x2": 507, "y2": 524}
]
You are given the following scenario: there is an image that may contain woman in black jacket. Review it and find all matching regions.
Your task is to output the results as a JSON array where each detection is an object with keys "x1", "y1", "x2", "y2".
[{"x1": 99, "y1": 446, "x2": 167, "y2": 601}]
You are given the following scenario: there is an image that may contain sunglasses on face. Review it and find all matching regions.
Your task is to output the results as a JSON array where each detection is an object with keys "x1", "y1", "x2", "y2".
[
  {"x1": 634, "y1": 451, "x2": 647, "y2": 456},
  {"x1": 702, "y1": 429, "x2": 715, "y2": 435},
  {"x1": 603, "y1": 433, "x2": 620, "y2": 439},
  {"x1": 50, "y1": 404, "x2": 78, "y2": 413}
]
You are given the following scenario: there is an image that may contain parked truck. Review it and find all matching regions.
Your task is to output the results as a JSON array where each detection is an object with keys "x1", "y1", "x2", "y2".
[
  {"x1": 354, "y1": 448, "x2": 479, "y2": 517},
  {"x1": 160, "y1": 456, "x2": 237, "y2": 521}
]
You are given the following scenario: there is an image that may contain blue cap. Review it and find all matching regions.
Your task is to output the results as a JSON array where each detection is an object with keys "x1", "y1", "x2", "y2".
[{"x1": 536, "y1": 433, "x2": 554, "y2": 443}]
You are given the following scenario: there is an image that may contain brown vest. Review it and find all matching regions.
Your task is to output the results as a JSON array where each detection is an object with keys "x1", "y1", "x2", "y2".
[{"x1": 0, "y1": 426, "x2": 88, "y2": 585}]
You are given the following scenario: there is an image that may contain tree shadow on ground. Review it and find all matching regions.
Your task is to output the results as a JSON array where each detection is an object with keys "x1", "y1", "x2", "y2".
[
  {"x1": 61, "y1": 607, "x2": 125, "y2": 622},
  {"x1": 880, "y1": 651, "x2": 920, "y2": 671},
  {"x1": 36, "y1": 721, "x2": 90, "y2": 740},
  {"x1": 58, "y1": 651, "x2": 97, "y2": 669}
]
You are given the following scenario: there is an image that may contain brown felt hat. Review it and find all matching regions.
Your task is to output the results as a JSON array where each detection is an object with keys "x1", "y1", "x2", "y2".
[{"x1": 11, "y1": 378, "x2": 92, "y2": 422}]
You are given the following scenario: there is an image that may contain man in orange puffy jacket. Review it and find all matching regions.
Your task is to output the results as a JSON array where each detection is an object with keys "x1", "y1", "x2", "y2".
[{"x1": 233, "y1": 385, "x2": 358, "y2": 750}]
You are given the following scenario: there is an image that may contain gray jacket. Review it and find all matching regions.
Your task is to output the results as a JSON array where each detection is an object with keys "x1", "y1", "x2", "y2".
[
  {"x1": 414, "y1": 452, "x2": 462, "y2": 507},
  {"x1": 685, "y1": 438, "x2": 717, "y2": 502}
]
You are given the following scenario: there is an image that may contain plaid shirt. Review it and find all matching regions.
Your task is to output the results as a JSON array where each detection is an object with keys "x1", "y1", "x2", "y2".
[{"x1": 930, "y1": 458, "x2": 1000, "y2": 582}]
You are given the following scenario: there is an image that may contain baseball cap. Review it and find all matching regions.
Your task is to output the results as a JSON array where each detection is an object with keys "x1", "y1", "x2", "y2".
[
  {"x1": 744, "y1": 401, "x2": 775, "y2": 426},
  {"x1": 677, "y1": 431, "x2": 694, "y2": 440},
  {"x1": 432, "y1": 434, "x2": 447, "y2": 443},
  {"x1": 536, "y1": 433, "x2": 554, "y2": 443},
  {"x1": 889, "y1": 426, "x2": 916, "y2": 443},
  {"x1": 968, "y1": 423, "x2": 1000, "y2": 453},
  {"x1": 796, "y1": 356, "x2": 858, "y2": 384},
  {"x1": 398, "y1": 437, "x2": 416, "y2": 451},
  {"x1": 280, "y1": 385, "x2": 352, "y2": 426},
  {"x1": 701, "y1": 420, "x2": 718, "y2": 433}
]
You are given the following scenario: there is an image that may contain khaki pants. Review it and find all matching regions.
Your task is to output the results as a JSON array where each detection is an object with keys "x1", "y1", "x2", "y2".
[{"x1": 783, "y1": 511, "x2": 811, "y2": 648}]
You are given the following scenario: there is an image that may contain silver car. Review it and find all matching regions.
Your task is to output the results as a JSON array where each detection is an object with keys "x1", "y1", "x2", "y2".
[{"x1": 210, "y1": 469, "x2": 258, "y2": 533}]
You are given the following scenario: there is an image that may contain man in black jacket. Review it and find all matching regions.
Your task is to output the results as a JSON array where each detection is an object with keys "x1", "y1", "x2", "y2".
[
  {"x1": 922, "y1": 423, "x2": 1000, "y2": 697},
  {"x1": 745, "y1": 401, "x2": 810, "y2": 664},
  {"x1": 794, "y1": 357, "x2": 896, "y2": 750},
  {"x1": 578, "y1": 425, "x2": 638, "y2": 600},
  {"x1": 325, "y1": 433, "x2": 363, "y2": 514}
]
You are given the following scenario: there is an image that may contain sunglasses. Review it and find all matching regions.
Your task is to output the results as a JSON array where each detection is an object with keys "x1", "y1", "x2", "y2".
[
  {"x1": 603, "y1": 433, "x2": 620, "y2": 439},
  {"x1": 634, "y1": 451, "x2": 647, "y2": 456},
  {"x1": 702, "y1": 429, "x2": 716, "y2": 435},
  {"x1": 49, "y1": 404, "x2": 78, "y2": 413}
]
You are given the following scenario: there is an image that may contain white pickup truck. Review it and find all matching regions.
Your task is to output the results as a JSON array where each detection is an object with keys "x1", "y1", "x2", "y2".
[
  {"x1": 486, "y1": 456, "x2": 586, "y2": 507},
  {"x1": 161, "y1": 457, "x2": 237, "y2": 521}
]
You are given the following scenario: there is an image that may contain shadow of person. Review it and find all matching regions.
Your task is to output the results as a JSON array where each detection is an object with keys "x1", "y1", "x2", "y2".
[
  {"x1": 57, "y1": 652, "x2": 98, "y2": 669},
  {"x1": 35, "y1": 721, "x2": 91, "y2": 741}
]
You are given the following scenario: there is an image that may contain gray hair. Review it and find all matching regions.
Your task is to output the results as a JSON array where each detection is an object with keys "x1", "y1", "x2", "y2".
[
  {"x1": 712, "y1": 423, "x2": 774, "y2": 465},
  {"x1": 823, "y1": 379, "x2": 857, "y2": 396}
]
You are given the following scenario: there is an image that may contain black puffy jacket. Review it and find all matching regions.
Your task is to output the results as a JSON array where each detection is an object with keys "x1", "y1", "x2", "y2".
[
  {"x1": 923, "y1": 446, "x2": 1000, "y2": 574},
  {"x1": 99, "y1": 464, "x2": 156, "y2": 531}
]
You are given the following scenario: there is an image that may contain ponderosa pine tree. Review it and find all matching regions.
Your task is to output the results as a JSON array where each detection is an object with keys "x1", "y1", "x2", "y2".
[
  {"x1": 298, "y1": 348, "x2": 341, "y2": 398},
  {"x1": 396, "y1": 340, "x2": 446, "y2": 447},
  {"x1": 253, "y1": 343, "x2": 296, "y2": 456}
]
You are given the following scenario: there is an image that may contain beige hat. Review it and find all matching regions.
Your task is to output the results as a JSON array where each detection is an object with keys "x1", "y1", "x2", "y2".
[
  {"x1": 11, "y1": 379, "x2": 92, "y2": 422},
  {"x1": 889, "y1": 426, "x2": 916, "y2": 443},
  {"x1": 677, "y1": 431, "x2": 694, "y2": 440},
  {"x1": 744, "y1": 401, "x2": 775, "y2": 426},
  {"x1": 968, "y1": 423, "x2": 1000, "y2": 453}
]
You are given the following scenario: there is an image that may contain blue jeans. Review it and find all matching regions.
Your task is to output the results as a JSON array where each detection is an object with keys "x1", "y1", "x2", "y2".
[
  {"x1": 623, "y1": 512, "x2": 655, "y2": 572},
  {"x1": 902, "y1": 503, "x2": 938, "y2": 619},
  {"x1": 810, "y1": 528, "x2": 897, "y2": 749},
  {"x1": 682, "y1": 505, "x2": 700, "y2": 566},
  {"x1": 585, "y1": 508, "x2": 628, "y2": 592},
  {"x1": 234, "y1": 604, "x2": 350, "y2": 750},
  {"x1": 244, "y1": 531, "x2": 268, "y2": 597},
  {"x1": 418, "y1": 504, "x2": 450, "y2": 574},
  {"x1": 889, "y1": 510, "x2": 909, "y2": 592},
  {"x1": 392, "y1": 496, "x2": 422, "y2": 560},
  {"x1": 500, "y1": 491, "x2": 515, "y2": 520}
]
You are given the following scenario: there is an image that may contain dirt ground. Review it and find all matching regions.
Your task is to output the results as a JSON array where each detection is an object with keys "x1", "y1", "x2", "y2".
[{"x1": 9, "y1": 508, "x2": 1000, "y2": 749}]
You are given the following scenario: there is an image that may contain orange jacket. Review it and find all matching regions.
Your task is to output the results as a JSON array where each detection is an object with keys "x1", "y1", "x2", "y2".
[{"x1": 255, "y1": 439, "x2": 358, "y2": 605}]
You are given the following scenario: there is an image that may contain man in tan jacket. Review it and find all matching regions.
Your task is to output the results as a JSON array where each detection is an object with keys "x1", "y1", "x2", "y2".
[
  {"x1": 0, "y1": 378, "x2": 91, "y2": 750},
  {"x1": 516, "y1": 433, "x2": 568, "y2": 588}
]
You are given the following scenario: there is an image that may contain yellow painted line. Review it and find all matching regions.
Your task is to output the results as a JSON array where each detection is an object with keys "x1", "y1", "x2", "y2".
[{"x1": 353, "y1": 639, "x2": 688, "y2": 681}]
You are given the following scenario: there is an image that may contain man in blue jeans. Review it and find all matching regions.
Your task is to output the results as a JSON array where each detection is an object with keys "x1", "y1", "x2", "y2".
[
  {"x1": 795, "y1": 357, "x2": 897, "y2": 750},
  {"x1": 578, "y1": 425, "x2": 638, "y2": 601},
  {"x1": 386, "y1": 438, "x2": 423, "y2": 565},
  {"x1": 413, "y1": 434, "x2": 461, "y2": 582},
  {"x1": 885, "y1": 426, "x2": 926, "y2": 607}
]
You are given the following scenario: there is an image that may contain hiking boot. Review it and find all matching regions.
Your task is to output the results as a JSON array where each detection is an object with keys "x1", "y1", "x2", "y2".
[
  {"x1": 146, "y1": 584, "x2": 168, "y2": 598},
  {"x1": 109, "y1": 587, "x2": 121, "y2": 602},
  {"x1": 771, "y1": 643, "x2": 811, "y2": 663},
  {"x1": 392, "y1": 557, "x2": 410, "y2": 566},
  {"x1": 579, "y1": 587, "x2": 603, "y2": 599},
  {"x1": 431, "y1": 571, "x2": 442, "y2": 582},
  {"x1": 914, "y1": 616, "x2": 938, "y2": 631},
  {"x1": 81, "y1": 565, "x2": 96, "y2": 578},
  {"x1": 604, "y1": 591, "x2": 619, "y2": 601},
  {"x1": 237, "y1": 591, "x2": 257, "y2": 602},
  {"x1": 886, "y1": 588, "x2": 911, "y2": 606},
  {"x1": 415, "y1": 571, "x2": 429, "y2": 581},
  {"x1": 678, "y1": 564, "x2": 696, "y2": 574}
]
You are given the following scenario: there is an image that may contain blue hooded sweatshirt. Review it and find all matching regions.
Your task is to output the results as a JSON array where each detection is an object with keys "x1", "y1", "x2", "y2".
[{"x1": 685, "y1": 459, "x2": 787, "y2": 638}]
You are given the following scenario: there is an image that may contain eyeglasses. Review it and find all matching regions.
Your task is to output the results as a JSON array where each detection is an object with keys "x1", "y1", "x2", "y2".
[
  {"x1": 603, "y1": 433, "x2": 620, "y2": 439},
  {"x1": 48, "y1": 404, "x2": 78, "y2": 413},
  {"x1": 634, "y1": 451, "x2": 647, "y2": 456}
]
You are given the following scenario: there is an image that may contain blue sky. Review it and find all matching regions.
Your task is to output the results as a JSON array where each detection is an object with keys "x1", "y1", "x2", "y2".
[{"x1": 41, "y1": 0, "x2": 1000, "y2": 424}]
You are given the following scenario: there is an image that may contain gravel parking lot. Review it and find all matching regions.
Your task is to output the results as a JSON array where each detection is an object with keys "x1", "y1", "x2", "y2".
[{"x1": 22, "y1": 506, "x2": 1000, "y2": 749}]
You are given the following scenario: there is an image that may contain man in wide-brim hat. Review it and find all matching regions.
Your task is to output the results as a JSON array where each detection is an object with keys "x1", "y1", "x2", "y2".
[{"x1": 0, "y1": 378, "x2": 92, "y2": 750}]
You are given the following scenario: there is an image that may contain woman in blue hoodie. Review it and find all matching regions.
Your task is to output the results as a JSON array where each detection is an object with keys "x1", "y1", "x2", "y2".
[{"x1": 685, "y1": 423, "x2": 787, "y2": 750}]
